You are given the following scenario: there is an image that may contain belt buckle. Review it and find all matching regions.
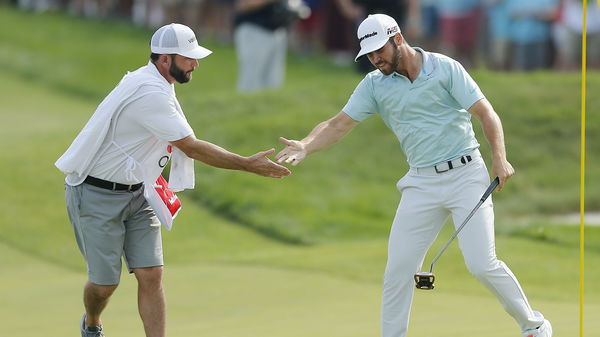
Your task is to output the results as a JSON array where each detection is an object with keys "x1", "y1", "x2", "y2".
[
  {"x1": 434, "y1": 162, "x2": 450, "y2": 173},
  {"x1": 111, "y1": 182, "x2": 117, "y2": 191},
  {"x1": 127, "y1": 184, "x2": 133, "y2": 192}
]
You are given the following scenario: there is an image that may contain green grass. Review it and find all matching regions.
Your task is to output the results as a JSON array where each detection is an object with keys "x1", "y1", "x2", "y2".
[
  {"x1": 1, "y1": 6, "x2": 599, "y2": 336},
  {"x1": 2, "y1": 241, "x2": 599, "y2": 337},
  {"x1": 1, "y1": 6, "x2": 599, "y2": 244},
  {"x1": 1, "y1": 67, "x2": 599, "y2": 336}
]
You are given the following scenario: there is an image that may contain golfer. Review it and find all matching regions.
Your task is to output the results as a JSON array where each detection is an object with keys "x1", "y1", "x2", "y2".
[
  {"x1": 56, "y1": 23, "x2": 290, "y2": 337},
  {"x1": 276, "y1": 14, "x2": 551, "y2": 337}
]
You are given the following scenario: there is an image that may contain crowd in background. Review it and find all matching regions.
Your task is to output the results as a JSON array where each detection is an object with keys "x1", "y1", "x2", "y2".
[{"x1": 8, "y1": 0, "x2": 600, "y2": 74}]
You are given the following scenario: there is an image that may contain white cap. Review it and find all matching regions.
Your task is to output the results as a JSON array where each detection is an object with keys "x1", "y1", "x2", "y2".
[
  {"x1": 150, "y1": 23, "x2": 212, "y2": 59},
  {"x1": 355, "y1": 14, "x2": 400, "y2": 61}
]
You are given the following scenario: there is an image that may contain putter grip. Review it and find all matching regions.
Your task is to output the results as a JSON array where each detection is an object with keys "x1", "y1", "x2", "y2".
[{"x1": 480, "y1": 177, "x2": 500, "y2": 202}]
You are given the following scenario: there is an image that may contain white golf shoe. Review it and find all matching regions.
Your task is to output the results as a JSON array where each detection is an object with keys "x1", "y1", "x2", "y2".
[{"x1": 522, "y1": 319, "x2": 552, "y2": 337}]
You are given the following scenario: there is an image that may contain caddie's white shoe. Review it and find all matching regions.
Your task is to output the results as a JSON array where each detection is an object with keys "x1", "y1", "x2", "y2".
[{"x1": 523, "y1": 319, "x2": 552, "y2": 337}]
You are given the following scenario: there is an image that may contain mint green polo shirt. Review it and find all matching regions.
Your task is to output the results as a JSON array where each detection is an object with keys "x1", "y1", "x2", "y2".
[{"x1": 342, "y1": 48, "x2": 485, "y2": 168}]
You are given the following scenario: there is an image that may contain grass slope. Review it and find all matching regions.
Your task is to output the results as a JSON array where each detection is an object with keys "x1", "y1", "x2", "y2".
[
  {"x1": 0, "y1": 6, "x2": 599, "y2": 243},
  {"x1": 1, "y1": 66, "x2": 599, "y2": 299},
  {"x1": 0, "y1": 69, "x2": 598, "y2": 336}
]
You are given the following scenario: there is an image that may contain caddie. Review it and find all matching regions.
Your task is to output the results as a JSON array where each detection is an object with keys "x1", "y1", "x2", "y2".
[
  {"x1": 56, "y1": 23, "x2": 290, "y2": 337},
  {"x1": 275, "y1": 13, "x2": 551, "y2": 337}
]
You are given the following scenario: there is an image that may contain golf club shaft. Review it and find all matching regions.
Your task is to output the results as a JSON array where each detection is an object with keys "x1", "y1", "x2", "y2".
[{"x1": 428, "y1": 177, "x2": 500, "y2": 273}]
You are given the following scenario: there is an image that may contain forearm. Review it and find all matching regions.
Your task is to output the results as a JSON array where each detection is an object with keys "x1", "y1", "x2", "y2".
[
  {"x1": 469, "y1": 98, "x2": 514, "y2": 189},
  {"x1": 175, "y1": 138, "x2": 248, "y2": 171},
  {"x1": 276, "y1": 112, "x2": 357, "y2": 166},
  {"x1": 302, "y1": 118, "x2": 354, "y2": 155},
  {"x1": 469, "y1": 99, "x2": 507, "y2": 161},
  {"x1": 479, "y1": 110, "x2": 508, "y2": 162}
]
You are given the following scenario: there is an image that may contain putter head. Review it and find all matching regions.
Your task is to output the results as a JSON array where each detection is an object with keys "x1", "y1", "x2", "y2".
[{"x1": 414, "y1": 272, "x2": 435, "y2": 290}]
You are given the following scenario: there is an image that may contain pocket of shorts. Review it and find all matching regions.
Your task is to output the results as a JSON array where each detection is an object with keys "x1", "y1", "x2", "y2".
[
  {"x1": 77, "y1": 183, "x2": 91, "y2": 216},
  {"x1": 65, "y1": 184, "x2": 81, "y2": 211}
]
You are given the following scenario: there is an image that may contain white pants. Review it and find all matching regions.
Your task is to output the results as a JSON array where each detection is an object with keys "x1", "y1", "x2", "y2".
[
  {"x1": 382, "y1": 153, "x2": 545, "y2": 337},
  {"x1": 234, "y1": 23, "x2": 287, "y2": 93}
]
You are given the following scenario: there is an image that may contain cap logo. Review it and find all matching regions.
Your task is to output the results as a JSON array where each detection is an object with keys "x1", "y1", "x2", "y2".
[
  {"x1": 359, "y1": 31, "x2": 378, "y2": 42},
  {"x1": 188, "y1": 37, "x2": 196, "y2": 44},
  {"x1": 387, "y1": 26, "x2": 398, "y2": 35}
]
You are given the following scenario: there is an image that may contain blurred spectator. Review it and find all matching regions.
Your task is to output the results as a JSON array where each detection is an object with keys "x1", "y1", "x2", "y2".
[
  {"x1": 322, "y1": 0, "x2": 363, "y2": 66},
  {"x1": 436, "y1": 0, "x2": 483, "y2": 69},
  {"x1": 485, "y1": 0, "x2": 510, "y2": 70},
  {"x1": 17, "y1": 0, "x2": 62, "y2": 11},
  {"x1": 69, "y1": 0, "x2": 115, "y2": 17},
  {"x1": 553, "y1": 0, "x2": 600, "y2": 70},
  {"x1": 199, "y1": 0, "x2": 235, "y2": 44},
  {"x1": 290, "y1": 0, "x2": 323, "y2": 57},
  {"x1": 16, "y1": 0, "x2": 132, "y2": 16},
  {"x1": 132, "y1": 0, "x2": 165, "y2": 27},
  {"x1": 506, "y1": 0, "x2": 558, "y2": 71},
  {"x1": 112, "y1": 0, "x2": 133, "y2": 17},
  {"x1": 233, "y1": 0, "x2": 292, "y2": 93},
  {"x1": 11, "y1": 0, "x2": 599, "y2": 73},
  {"x1": 162, "y1": 0, "x2": 204, "y2": 30},
  {"x1": 131, "y1": 0, "x2": 203, "y2": 29},
  {"x1": 418, "y1": 0, "x2": 440, "y2": 52}
]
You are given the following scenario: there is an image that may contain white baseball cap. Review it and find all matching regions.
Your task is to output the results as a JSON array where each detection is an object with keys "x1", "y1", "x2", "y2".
[
  {"x1": 355, "y1": 14, "x2": 401, "y2": 61},
  {"x1": 150, "y1": 23, "x2": 212, "y2": 59}
]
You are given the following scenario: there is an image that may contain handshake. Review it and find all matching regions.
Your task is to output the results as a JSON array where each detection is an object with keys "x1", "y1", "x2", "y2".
[{"x1": 245, "y1": 136, "x2": 307, "y2": 178}]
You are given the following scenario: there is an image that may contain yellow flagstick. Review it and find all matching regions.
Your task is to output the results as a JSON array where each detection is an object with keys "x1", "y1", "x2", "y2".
[{"x1": 579, "y1": 1, "x2": 587, "y2": 337}]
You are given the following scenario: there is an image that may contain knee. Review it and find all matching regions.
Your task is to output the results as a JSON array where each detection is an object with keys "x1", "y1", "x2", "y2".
[
  {"x1": 466, "y1": 258, "x2": 502, "y2": 279},
  {"x1": 86, "y1": 282, "x2": 118, "y2": 299},
  {"x1": 383, "y1": 262, "x2": 418, "y2": 288},
  {"x1": 134, "y1": 266, "x2": 164, "y2": 290}
]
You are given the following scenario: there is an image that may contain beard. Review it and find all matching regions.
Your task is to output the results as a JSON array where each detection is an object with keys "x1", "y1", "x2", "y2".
[
  {"x1": 169, "y1": 59, "x2": 192, "y2": 83},
  {"x1": 379, "y1": 46, "x2": 401, "y2": 75},
  {"x1": 390, "y1": 46, "x2": 401, "y2": 73}
]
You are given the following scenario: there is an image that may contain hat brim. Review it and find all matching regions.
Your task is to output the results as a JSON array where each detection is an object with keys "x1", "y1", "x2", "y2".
[
  {"x1": 354, "y1": 38, "x2": 389, "y2": 62},
  {"x1": 179, "y1": 45, "x2": 213, "y2": 59}
]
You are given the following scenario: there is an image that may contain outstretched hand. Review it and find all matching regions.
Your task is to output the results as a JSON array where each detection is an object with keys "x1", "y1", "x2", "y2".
[
  {"x1": 275, "y1": 137, "x2": 307, "y2": 167},
  {"x1": 247, "y1": 148, "x2": 291, "y2": 178}
]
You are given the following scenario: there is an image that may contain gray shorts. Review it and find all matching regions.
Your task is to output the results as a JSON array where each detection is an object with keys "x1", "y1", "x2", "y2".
[{"x1": 66, "y1": 183, "x2": 163, "y2": 285}]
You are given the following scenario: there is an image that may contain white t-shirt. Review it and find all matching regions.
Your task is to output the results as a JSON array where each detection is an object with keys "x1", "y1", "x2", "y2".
[{"x1": 84, "y1": 85, "x2": 194, "y2": 185}]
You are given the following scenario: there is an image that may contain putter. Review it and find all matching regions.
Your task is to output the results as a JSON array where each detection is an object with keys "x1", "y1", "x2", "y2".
[{"x1": 414, "y1": 177, "x2": 500, "y2": 290}]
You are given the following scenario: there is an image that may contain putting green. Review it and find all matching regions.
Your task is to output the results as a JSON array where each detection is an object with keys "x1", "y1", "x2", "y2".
[{"x1": 1, "y1": 243, "x2": 596, "y2": 337}]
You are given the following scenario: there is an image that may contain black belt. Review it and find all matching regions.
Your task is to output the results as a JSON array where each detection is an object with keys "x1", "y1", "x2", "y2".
[
  {"x1": 434, "y1": 155, "x2": 473, "y2": 173},
  {"x1": 84, "y1": 176, "x2": 143, "y2": 192}
]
